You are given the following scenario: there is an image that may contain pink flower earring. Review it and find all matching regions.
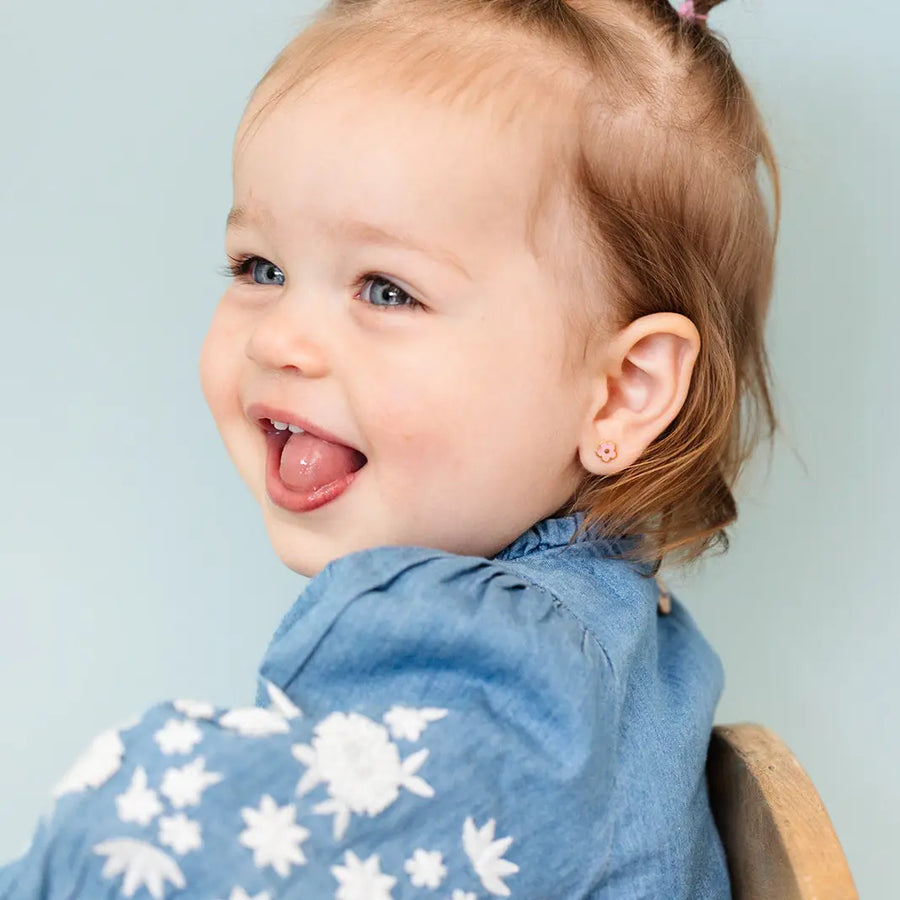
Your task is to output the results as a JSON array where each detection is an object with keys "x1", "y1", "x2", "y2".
[{"x1": 596, "y1": 441, "x2": 618, "y2": 463}]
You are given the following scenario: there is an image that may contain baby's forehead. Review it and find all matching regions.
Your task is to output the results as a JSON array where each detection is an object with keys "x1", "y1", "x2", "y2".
[
  {"x1": 239, "y1": 64, "x2": 545, "y2": 162},
  {"x1": 232, "y1": 71, "x2": 573, "y2": 267}
]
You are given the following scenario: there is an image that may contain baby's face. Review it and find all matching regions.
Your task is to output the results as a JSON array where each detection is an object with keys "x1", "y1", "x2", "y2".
[{"x1": 200, "y1": 71, "x2": 593, "y2": 577}]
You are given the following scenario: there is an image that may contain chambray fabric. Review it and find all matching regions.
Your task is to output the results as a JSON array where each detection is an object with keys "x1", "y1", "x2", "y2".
[{"x1": 0, "y1": 512, "x2": 730, "y2": 899}]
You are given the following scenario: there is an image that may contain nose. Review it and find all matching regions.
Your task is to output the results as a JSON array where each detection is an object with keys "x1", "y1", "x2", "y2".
[{"x1": 244, "y1": 289, "x2": 330, "y2": 377}]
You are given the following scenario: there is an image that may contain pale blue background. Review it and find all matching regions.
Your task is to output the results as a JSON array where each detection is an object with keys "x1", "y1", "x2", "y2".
[{"x1": 0, "y1": 1, "x2": 896, "y2": 896}]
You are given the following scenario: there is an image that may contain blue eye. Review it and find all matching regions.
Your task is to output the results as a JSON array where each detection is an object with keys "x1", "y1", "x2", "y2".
[
  {"x1": 221, "y1": 255, "x2": 425, "y2": 311},
  {"x1": 358, "y1": 275, "x2": 425, "y2": 312},
  {"x1": 250, "y1": 259, "x2": 285, "y2": 286},
  {"x1": 222, "y1": 255, "x2": 285, "y2": 286}
]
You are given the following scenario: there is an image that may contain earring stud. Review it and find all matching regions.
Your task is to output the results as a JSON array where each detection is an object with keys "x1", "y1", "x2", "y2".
[{"x1": 596, "y1": 441, "x2": 618, "y2": 463}]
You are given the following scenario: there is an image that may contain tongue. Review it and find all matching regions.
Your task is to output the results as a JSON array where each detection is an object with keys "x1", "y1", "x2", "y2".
[{"x1": 279, "y1": 431, "x2": 365, "y2": 494}]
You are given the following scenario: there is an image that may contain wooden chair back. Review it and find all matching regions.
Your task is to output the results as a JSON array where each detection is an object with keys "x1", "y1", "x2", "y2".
[{"x1": 706, "y1": 723, "x2": 858, "y2": 900}]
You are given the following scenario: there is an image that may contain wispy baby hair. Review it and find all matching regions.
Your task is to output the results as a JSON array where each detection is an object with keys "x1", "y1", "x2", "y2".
[{"x1": 245, "y1": 0, "x2": 780, "y2": 575}]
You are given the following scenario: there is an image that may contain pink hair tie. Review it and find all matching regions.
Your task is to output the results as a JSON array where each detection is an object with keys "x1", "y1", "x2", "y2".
[{"x1": 678, "y1": 1, "x2": 708, "y2": 23}]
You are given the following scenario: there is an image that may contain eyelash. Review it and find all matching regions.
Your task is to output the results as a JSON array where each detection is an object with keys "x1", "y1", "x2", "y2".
[{"x1": 220, "y1": 254, "x2": 426, "y2": 312}]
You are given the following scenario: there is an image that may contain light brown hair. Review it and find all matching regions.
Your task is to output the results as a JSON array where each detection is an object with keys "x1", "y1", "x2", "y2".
[{"x1": 243, "y1": 0, "x2": 780, "y2": 575}]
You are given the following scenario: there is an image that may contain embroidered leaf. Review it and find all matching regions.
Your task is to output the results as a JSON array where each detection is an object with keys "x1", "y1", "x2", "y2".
[
  {"x1": 219, "y1": 707, "x2": 291, "y2": 737},
  {"x1": 313, "y1": 797, "x2": 353, "y2": 842},
  {"x1": 53, "y1": 728, "x2": 124, "y2": 798},
  {"x1": 399, "y1": 748, "x2": 435, "y2": 798},
  {"x1": 173, "y1": 698, "x2": 216, "y2": 720},
  {"x1": 382, "y1": 706, "x2": 448, "y2": 742},
  {"x1": 462, "y1": 817, "x2": 520, "y2": 897},
  {"x1": 264, "y1": 680, "x2": 302, "y2": 719},
  {"x1": 93, "y1": 838, "x2": 185, "y2": 899},
  {"x1": 291, "y1": 743, "x2": 320, "y2": 796}
]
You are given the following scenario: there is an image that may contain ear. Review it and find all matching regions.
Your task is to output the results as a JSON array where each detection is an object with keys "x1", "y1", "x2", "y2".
[{"x1": 577, "y1": 313, "x2": 701, "y2": 474}]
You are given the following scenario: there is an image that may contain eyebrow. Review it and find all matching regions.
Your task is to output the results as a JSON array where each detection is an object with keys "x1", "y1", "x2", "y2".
[{"x1": 226, "y1": 205, "x2": 472, "y2": 280}]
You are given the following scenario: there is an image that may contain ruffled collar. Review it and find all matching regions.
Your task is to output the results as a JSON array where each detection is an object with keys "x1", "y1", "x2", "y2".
[
  {"x1": 493, "y1": 511, "x2": 611, "y2": 560},
  {"x1": 492, "y1": 510, "x2": 645, "y2": 567}
]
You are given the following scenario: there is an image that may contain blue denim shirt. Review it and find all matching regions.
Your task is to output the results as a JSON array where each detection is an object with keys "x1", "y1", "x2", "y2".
[{"x1": 0, "y1": 512, "x2": 730, "y2": 899}]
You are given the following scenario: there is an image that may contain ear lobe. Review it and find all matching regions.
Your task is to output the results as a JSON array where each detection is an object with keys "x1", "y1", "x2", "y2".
[{"x1": 580, "y1": 313, "x2": 700, "y2": 473}]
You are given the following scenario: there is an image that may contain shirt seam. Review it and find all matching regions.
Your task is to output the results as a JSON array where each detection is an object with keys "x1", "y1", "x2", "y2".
[
  {"x1": 490, "y1": 555, "x2": 620, "y2": 685},
  {"x1": 491, "y1": 553, "x2": 625, "y2": 877}
]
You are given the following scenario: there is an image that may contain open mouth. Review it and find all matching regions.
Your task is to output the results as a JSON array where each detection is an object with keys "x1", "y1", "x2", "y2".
[
  {"x1": 257, "y1": 417, "x2": 367, "y2": 513},
  {"x1": 258, "y1": 417, "x2": 368, "y2": 470}
]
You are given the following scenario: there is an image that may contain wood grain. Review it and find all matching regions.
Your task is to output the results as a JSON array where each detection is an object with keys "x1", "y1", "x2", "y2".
[{"x1": 707, "y1": 723, "x2": 858, "y2": 900}]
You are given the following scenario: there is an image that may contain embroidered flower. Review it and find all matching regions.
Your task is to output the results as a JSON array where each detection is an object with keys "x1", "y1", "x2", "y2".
[
  {"x1": 383, "y1": 706, "x2": 448, "y2": 742},
  {"x1": 218, "y1": 890, "x2": 272, "y2": 900},
  {"x1": 292, "y1": 711, "x2": 435, "y2": 840},
  {"x1": 404, "y1": 849, "x2": 447, "y2": 888},
  {"x1": 331, "y1": 851, "x2": 397, "y2": 900},
  {"x1": 93, "y1": 838, "x2": 185, "y2": 899},
  {"x1": 451, "y1": 892, "x2": 477, "y2": 900},
  {"x1": 239, "y1": 794, "x2": 310, "y2": 877},
  {"x1": 596, "y1": 441, "x2": 618, "y2": 463},
  {"x1": 53, "y1": 728, "x2": 124, "y2": 797},
  {"x1": 173, "y1": 698, "x2": 216, "y2": 720},
  {"x1": 264, "y1": 680, "x2": 302, "y2": 720},
  {"x1": 116, "y1": 767, "x2": 163, "y2": 826},
  {"x1": 462, "y1": 818, "x2": 520, "y2": 897},
  {"x1": 154, "y1": 718, "x2": 203, "y2": 755},
  {"x1": 158, "y1": 813, "x2": 202, "y2": 855},
  {"x1": 160, "y1": 756, "x2": 224, "y2": 808},
  {"x1": 219, "y1": 707, "x2": 291, "y2": 737}
]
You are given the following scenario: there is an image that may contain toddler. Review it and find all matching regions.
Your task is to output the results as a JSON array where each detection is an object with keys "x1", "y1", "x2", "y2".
[{"x1": 0, "y1": 0, "x2": 779, "y2": 897}]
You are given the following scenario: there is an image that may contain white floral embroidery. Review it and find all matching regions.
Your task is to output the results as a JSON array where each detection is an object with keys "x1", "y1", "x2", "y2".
[
  {"x1": 462, "y1": 818, "x2": 520, "y2": 897},
  {"x1": 116, "y1": 767, "x2": 163, "y2": 826},
  {"x1": 405, "y1": 848, "x2": 447, "y2": 888},
  {"x1": 158, "y1": 813, "x2": 202, "y2": 856},
  {"x1": 264, "y1": 680, "x2": 302, "y2": 719},
  {"x1": 218, "y1": 890, "x2": 272, "y2": 900},
  {"x1": 331, "y1": 851, "x2": 397, "y2": 900},
  {"x1": 54, "y1": 728, "x2": 124, "y2": 798},
  {"x1": 239, "y1": 794, "x2": 310, "y2": 877},
  {"x1": 383, "y1": 706, "x2": 448, "y2": 742},
  {"x1": 154, "y1": 718, "x2": 202, "y2": 755},
  {"x1": 93, "y1": 838, "x2": 185, "y2": 899},
  {"x1": 160, "y1": 756, "x2": 224, "y2": 808},
  {"x1": 173, "y1": 698, "x2": 216, "y2": 720},
  {"x1": 219, "y1": 707, "x2": 291, "y2": 737},
  {"x1": 292, "y1": 711, "x2": 435, "y2": 840},
  {"x1": 451, "y1": 892, "x2": 477, "y2": 900}
]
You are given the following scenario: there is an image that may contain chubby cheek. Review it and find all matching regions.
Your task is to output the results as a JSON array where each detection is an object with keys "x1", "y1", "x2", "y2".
[
  {"x1": 366, "y1": 376, "x2": 469, "y2": 482},
  {"x1": 199, "y1": 304, "x2": 243, "y2": 426}
]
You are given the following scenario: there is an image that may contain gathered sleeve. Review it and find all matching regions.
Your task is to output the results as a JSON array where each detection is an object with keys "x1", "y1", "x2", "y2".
[{"x1": 0, "y1": 547, "x2": 620, "y2": 899}]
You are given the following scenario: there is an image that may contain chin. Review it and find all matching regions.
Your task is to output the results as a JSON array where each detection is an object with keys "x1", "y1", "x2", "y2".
[{"x1": 262, "y1": 522, "x2": 331, "y2": 579}]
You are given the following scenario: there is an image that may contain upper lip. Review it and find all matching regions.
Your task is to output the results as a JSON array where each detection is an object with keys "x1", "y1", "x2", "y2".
[{"x1": 246, "y1": 402, "x2": 359, "y2": 450}]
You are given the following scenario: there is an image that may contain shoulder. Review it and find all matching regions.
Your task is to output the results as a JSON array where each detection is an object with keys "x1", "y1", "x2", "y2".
[
  {"x1": 1, "y1": 548, "x2": 625, "y2": 899},
  {"x1": 10, "y1": 670, "x2": 618, "y2": 898},
  {"x1": 259, "y1": 544, "x2": 616, "y2": 726}
]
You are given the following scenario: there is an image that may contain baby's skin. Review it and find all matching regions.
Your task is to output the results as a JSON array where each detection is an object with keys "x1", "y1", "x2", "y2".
[{"x1": 199, "y1": 65, "x2": 700, "y2": 578}]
